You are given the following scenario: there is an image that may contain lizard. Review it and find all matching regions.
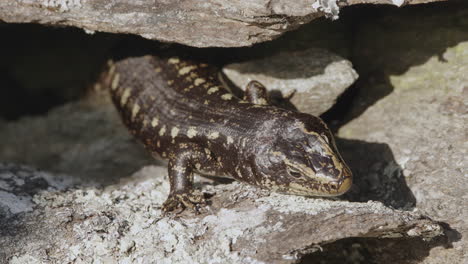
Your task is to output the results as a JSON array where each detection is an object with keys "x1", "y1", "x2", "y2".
[{"x1": 106, "y1": 54, "x2": 352, "y2": 213}]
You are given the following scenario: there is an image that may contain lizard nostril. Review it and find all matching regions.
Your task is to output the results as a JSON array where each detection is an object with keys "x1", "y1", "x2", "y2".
[{"x1": 328, "y1": 181, "x2": 340, "y2": 190}]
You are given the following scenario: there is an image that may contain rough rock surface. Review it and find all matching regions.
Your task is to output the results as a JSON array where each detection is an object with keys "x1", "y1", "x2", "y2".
[
  {"x1": 0, "y1": 96, "x2": 155, "y2": 184},
  {"x1": 223, "y1": 48, "x2": 358, "y2": 116},
  {"x1": 0, "y1": 161, "x2": 441, "y2": 264},
  {"x1": 334, "y1": 11, "x2": 468, "y2": 264},
  {"x1": 0, "y1": 0, "x2": 448, "y2": 47}
]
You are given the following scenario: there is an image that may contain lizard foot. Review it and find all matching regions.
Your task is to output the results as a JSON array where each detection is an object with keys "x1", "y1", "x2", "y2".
[{"x1": 162, "y1": 190, "x2": 206, "y2": 214}]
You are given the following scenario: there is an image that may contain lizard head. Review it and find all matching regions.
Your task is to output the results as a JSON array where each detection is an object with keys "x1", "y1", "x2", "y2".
[{"x1": 252, "y1": 112, "x2": 352, "y2": 196}]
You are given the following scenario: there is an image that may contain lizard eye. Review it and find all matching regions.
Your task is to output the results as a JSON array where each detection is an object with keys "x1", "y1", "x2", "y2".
[{"x1": 287, "y1": 166, "x2": 302, "y2": 178}]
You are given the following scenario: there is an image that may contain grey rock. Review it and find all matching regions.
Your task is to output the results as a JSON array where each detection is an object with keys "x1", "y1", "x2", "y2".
[
  {"x1": 0, "y1": 0, "x2": 448, "y2": 47},
  {"x1": 223, "y1": 48, "x2": 358, "y2": 116},
  {"x1": 336, "y1": 10, "x2": 468, "y2": 264},
  {"x1": 0, "y1": 162, "x2": 442, "y2": 264},
  {"x1": 0, "y1": 163, "x2": 78, "y2": 218},
  {"x1": 0, "y1": 95, "x2": 155, "y2": 185}
]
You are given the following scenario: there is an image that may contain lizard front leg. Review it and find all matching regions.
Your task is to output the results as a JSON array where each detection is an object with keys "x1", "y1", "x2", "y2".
[{"x1": 162, "y1": 143, "x2": 210, "y2": 213}]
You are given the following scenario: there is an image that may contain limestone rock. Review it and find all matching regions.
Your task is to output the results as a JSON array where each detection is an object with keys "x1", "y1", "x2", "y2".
[
  {"x1": 336, "y1": 11, "x2": 468, "y2": 263},
  {"x1": 223, "y1": 48, "x2": 358, "y2": 116},
  {"x1": 0, "y1": 0, "x2": 448, "y2": 47},
  {"x1": 0, "y1": 162, "x2": 442, "y2": 264},
  {"x1": 0, "y1": 96, "x2": 155, "y2": 185}
]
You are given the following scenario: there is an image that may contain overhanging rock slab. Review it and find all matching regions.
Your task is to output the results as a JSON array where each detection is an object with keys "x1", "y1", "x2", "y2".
[{"x1": 0, "y1": 0, "x2": 448, "y2": 47}]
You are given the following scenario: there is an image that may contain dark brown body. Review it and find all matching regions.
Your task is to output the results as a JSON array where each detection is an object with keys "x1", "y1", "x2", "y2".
[{"x1": 108, "y1": 55, "x2": 352, "y2": 212}]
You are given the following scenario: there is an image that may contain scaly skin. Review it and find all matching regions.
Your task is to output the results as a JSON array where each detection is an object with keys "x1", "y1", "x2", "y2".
[{"x1": 107, "y1": 55, "x2": 352, "y2": 213}]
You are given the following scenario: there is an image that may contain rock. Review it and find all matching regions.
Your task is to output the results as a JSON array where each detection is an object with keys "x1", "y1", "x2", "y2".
[
  {"x1": 0, "y1": 162, "x2": 442, "y2": 264},
  {"x1": 0, "y1": 163, "x2": 79, "y2": 218},
  {"x1": 0, "y1": 0, "x2": 449, "y2": 47},
  {"x1": 335, "y1": 8, "x2": 468, "y2": 263},
  {"x1": 223, "y1": 48, "x2": 358, "y2": 116},
  {"x1": 0, "y1": 95, "x2": 155, "y2": 185}
]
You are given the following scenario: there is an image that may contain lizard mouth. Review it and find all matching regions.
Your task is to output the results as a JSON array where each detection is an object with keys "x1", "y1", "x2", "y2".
[
  {"x1": 329, "y1": 168, "x2": 352, "y2": 195},
  {"x1": 283, "y1": 166, "x2": 352, "y2": 197}
]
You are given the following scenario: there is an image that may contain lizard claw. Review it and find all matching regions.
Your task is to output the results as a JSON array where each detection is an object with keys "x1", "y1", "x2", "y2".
[{"x1": 162, "y1": 190, "x2": 206, "y2": 214}]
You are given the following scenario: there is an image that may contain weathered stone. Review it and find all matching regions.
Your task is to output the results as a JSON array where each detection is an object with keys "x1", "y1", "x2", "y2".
[
  {"x1": 0, "y1": 162, "x2": 442, "y2": 264},
  {"x1": 0, "y1": 95, "x2": 154, "y2": 184},
  {"x1": 223, "y1": 48, "x2": 358, "y2": 116},
  {"x1": 336, "y1": 8, "x2": 468, "y2": 263},
  {"x1": 0, "y1": 0, "x2": 448, "y2": 47}
]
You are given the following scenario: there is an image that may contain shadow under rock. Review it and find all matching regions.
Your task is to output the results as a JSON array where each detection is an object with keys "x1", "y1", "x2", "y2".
[
  {"x1": 323, "y1": 1, "x2": 468, "y2": 130},
  {"x1": 300, "y1": 226, "x2": 461, "y2": 264},
  {"x1": 343, "y1": 0, "x2": 468, "y2": 127},
  {"x1": 336, "y1": 138, "x2": 416, "y2": 210}
]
